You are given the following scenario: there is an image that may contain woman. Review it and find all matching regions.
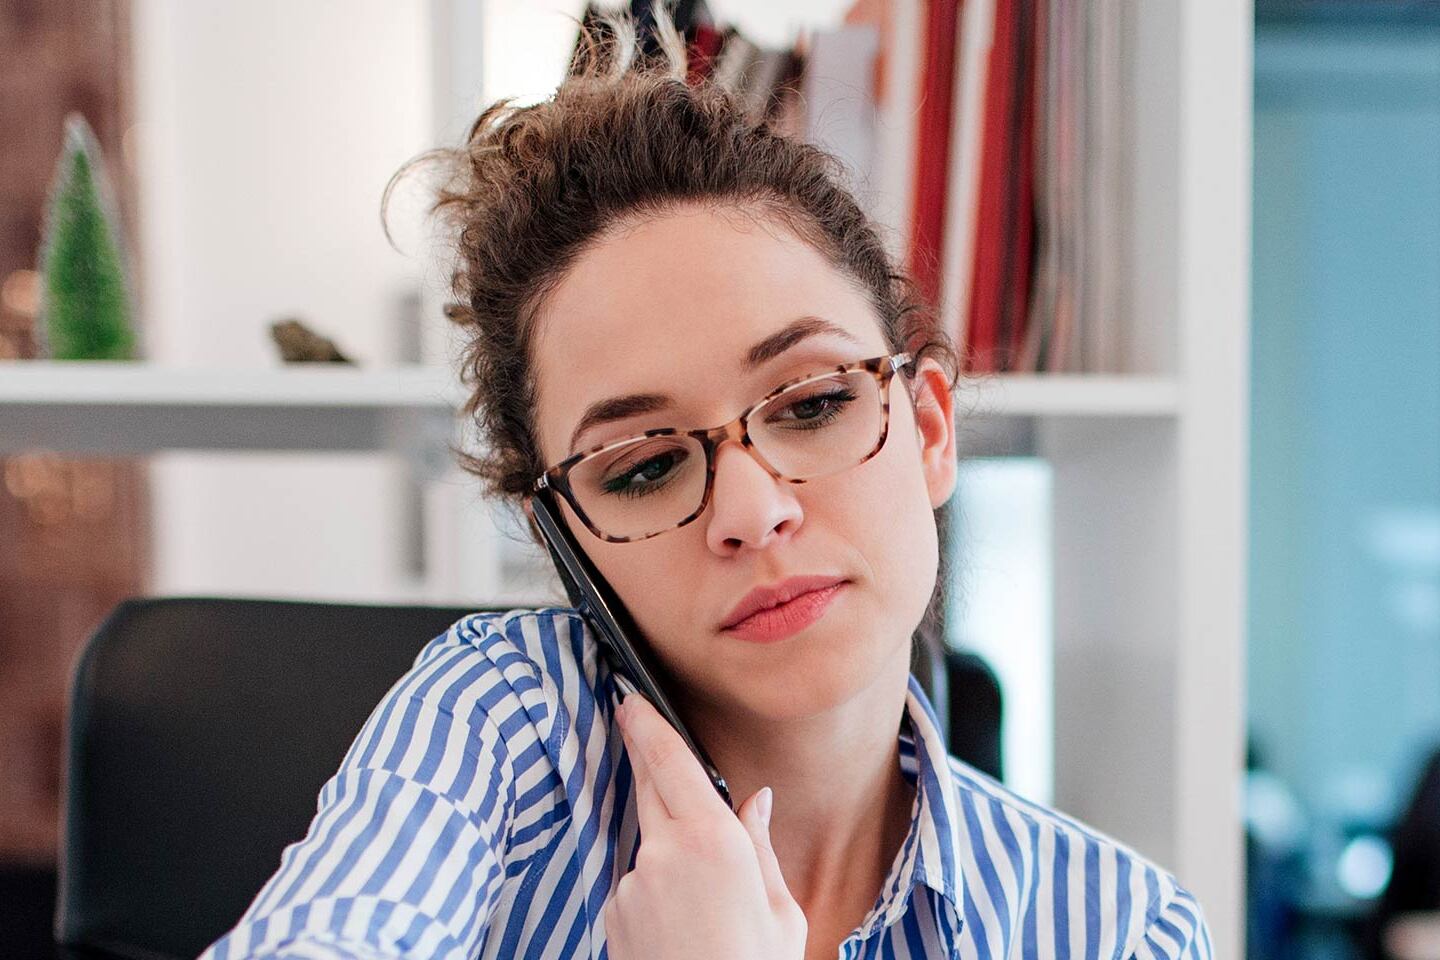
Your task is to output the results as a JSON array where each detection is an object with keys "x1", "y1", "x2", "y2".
[{"x1": 198, "y1": 8, "x2": 1212, "y2": 959}]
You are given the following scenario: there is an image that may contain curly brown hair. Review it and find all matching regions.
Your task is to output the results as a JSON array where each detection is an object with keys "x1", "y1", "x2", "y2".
[{"x1": 383, "y1": 4, "x2": 961, "y2": 537}]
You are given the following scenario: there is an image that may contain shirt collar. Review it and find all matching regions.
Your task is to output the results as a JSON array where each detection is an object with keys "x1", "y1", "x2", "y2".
[{"x1": 852, "y1": 672, "x2": 967, "y2": 941}]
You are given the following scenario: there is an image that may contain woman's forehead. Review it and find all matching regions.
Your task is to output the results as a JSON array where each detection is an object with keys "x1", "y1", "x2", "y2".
[
  {"x1": 539, "y1": 207, "x2": 871, "y2": 342},
  {"x1": 538, "y1": 295, "x2": 881, "y2": 382},
  {"x1": 530, "y1": 208, "x2": 887, "y2": 455}
]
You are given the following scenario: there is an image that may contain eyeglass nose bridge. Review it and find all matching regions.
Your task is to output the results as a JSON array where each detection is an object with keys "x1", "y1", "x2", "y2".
[{"x1": 694, "y1": 410, "x2": 806, "y2": 503}]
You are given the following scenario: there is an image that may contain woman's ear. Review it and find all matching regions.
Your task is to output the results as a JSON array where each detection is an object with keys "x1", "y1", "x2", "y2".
[{"x1": 909, "y1": 358, "x2": 957, "y2": 508}]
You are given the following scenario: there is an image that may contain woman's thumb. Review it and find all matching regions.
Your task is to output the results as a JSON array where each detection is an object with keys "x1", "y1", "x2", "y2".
[
  {"x1": 739, "y1": 787, "x2": 794, "y2": 902},
  {"x1": 739, "y1": 785, "x2": 773, "y2": 845}
]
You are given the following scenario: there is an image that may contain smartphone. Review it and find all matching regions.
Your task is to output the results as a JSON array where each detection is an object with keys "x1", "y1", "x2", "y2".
[{"x1": 528, "y1": 487, "x2": 734, "y2": 811}]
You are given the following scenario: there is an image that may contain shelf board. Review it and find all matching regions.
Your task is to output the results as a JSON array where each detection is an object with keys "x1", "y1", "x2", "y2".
[
  {"x1": 958, "y1": 373, "x2": 1180, "y2": 418},
  {"x1": 0, "y1": 361, "x2": 466, "y2": 455},
  {"x1": 0, "y1": 362, "x2": 1179, "y2": 455},
  {"x1": 0, "y1": 363, "x2": 1176, "y2": 417},
  {"x1": 0, "y1": 360, "x2": 466, "y2": 408}
]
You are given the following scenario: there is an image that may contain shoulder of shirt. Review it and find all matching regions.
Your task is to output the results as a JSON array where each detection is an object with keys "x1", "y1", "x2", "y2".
[
  {"x1": 414, "y1": 605, "x2": 592, "y2": 749},
  {"x1": 416, "y1": 604, "x2": 585, "y2": 667},
  {"x1": 941, "y1": 753, "x2": 1213, "y2": 955}
]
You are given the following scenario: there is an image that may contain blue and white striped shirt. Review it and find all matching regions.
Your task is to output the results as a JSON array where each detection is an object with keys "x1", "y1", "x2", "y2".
[{"x1": 197, "y1": 606, "x2": 1213, "y2": 960}]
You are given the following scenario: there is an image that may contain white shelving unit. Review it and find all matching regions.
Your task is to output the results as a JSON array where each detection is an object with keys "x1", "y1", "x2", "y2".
[
  {"x1": 943, "y1": 4, "x2": 1251, "y2": 953},
  {"x1": 938, "y1": 5, "x2": 1251, "y2": 951},
  {"x1": 874, "y1": 4, "x2": 1249, "y2": 951},
  {"x1": 799, "y1": 0, "x2": 1246, "y2": 950}
]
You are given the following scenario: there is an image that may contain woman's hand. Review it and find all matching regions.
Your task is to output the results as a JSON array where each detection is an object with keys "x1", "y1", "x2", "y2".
[{"x1": 604, "y1": 693, "x2": 808, "y2": 960}]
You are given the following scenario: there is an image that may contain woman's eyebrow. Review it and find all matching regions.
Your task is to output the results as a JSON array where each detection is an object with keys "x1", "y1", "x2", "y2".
[
  {"x1": 744, "y1": 315, "x2": 860, "y2": 367},
  {"x1": 566, "y1": 316, "x2": 861, "y2": 455}
]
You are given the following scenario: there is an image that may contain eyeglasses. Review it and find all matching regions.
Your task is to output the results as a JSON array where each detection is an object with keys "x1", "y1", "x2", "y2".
[{"x1": 531, "y1": 352, "x2": 915, "y2": 543}]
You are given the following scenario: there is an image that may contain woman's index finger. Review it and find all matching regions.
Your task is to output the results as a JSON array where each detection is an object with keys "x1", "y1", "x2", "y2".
[
  {"x1": 619, "y1": 694, "x2": 729, "y2": 822},
  {"x1": 618, "y1": 704, "x2": 671, "y2": 833}
]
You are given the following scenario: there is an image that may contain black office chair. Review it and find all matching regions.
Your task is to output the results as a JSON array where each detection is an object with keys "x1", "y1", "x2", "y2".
[{"x1": 56, "y1": 596, "x2": 1002, "y2": 960}]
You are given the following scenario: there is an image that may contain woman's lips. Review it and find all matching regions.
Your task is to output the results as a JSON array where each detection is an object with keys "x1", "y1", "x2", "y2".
[{"x1": 720, "y1": 582, "x2": 847, "y2": 643}]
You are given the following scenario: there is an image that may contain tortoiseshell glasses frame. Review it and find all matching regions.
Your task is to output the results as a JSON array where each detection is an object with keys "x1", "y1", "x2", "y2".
[{"x1": 531, "y1": 351, "x2": 916, "y2": 543}]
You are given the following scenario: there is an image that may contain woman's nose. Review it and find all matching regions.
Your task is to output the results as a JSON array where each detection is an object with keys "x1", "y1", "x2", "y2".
[{"x1": 702, "y1": 439, "x2": 803, "y2": 554}]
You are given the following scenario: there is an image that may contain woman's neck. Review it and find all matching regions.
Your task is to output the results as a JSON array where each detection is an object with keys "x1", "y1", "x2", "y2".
[{"x1": 677, "y1": 649, "x2": 918, "y2": 929}]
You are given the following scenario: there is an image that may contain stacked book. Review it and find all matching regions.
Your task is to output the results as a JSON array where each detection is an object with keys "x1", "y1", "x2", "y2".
[{"x1": 813, "y1": 0, "x2": 1132, "y2": 374}]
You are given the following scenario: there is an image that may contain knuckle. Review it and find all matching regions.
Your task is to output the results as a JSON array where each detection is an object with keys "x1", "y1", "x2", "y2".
[
  {"x1": 633, "y1": 846, "x2": 679, "y2": 888},
  {"x1": 614, "y1": 870, "x2": 639, "y2": 901},
  {"x1": 633, "y1": 843, "x2": 663, "y2": 873}
]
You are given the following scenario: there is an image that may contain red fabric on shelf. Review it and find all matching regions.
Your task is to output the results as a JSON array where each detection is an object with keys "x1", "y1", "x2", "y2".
[{"x1": 907, "y1": 0, "x2": 962, "y2": 316}]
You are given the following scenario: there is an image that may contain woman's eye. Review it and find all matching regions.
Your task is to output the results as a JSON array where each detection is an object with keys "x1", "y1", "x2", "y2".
[
  {"x1": 774, "y1": 389, "x2": 856, "y2": 425},
  {"x1": 601, "y1": 449, "x2": 686, "y2": 497},
  {"x1": 790, "y1": 396, "x2": 833, "y2": 418}
]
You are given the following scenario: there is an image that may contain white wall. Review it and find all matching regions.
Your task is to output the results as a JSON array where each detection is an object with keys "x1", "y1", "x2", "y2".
[{"x1": 130, "y1": 0, "x2": 437, "y2": 602}]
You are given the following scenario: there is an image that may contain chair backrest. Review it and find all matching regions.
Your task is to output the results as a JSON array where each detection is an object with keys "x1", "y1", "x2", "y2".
[
  {"x1": 56, "y1": 596, "x2": 495, "y2": 960},
  {"x1": 57, "y1": 596, "x2": 1002, "y2": 960}
]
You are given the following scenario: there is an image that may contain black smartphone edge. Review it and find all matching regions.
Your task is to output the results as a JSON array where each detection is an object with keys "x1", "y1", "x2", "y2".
[{"x1": 528, "y1": 488, "x2": 734, "y2": 811}]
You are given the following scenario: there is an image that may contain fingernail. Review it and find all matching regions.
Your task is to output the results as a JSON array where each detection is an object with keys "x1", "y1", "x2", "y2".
[{"x1": 757, "y1": 786, "x2": 773, "y2": 826}]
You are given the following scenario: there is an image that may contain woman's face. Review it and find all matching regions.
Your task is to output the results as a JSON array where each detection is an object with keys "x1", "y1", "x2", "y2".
[{"x1": 528, "y1": 203, "x2": 956, "y2": 722}]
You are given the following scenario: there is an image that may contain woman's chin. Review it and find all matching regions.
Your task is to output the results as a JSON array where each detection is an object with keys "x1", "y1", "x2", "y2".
[{"x1": 725, "y1": 658, "x2": 886, "y2": 721}]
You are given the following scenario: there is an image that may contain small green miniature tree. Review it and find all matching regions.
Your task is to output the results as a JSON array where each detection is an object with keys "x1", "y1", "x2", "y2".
[{"x1": 36, "y1": 113, "x2": 137, "y2": 360}]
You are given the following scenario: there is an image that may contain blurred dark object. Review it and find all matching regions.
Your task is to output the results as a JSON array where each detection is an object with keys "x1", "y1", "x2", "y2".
[
  {"x1": 911, "y1": 552, "x2": 1004, "y2": 781},
  {"x1": 1245, "y1": 735, "x2": 1307, "y2": 959},
  {"x1": 0, "y1": 863, "x2": 58, "y2": 960},
  {"x1": 941, "y1": 648, "x2": 1003, "y2": 781},
  {"x1": 0, "y1": 7, "x2": 147, "y2": 960},
  {"x1": 269, "y1": 317, "x2": 354, "y2": 363},
  {"x1": 1363, "y1": 744, "x2": 1440, "y2": 960}
]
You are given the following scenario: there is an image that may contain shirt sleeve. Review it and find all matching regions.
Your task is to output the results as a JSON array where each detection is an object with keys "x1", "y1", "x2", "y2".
[
  {"x1": 196, "y1": 624, "x2": 522, "y2": 960},
  {"x1": 1126, "y1": 883, "x2": 1215, "y2": 960}
]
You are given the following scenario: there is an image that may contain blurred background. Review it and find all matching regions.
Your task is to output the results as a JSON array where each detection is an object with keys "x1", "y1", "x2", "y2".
[{"x1": 0, "y1": 2, "x2": 1434, "y2": 959}]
